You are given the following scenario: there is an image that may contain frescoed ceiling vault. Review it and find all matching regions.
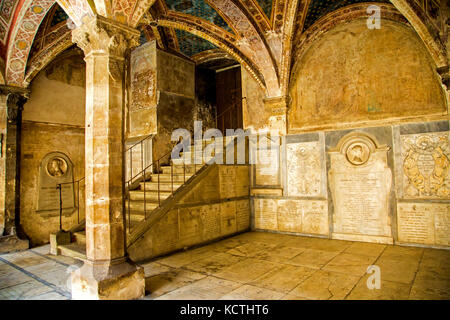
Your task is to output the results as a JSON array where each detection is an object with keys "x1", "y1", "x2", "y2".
[{"x1": 0, "y1": 0, "x2": 447, "y2": 98}]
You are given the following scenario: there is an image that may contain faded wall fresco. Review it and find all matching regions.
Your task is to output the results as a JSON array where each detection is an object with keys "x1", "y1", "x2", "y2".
[
  {"x1": 288, "y1": 19, "x2": 447, "y2": 131},
  {"x1": 128, "y1": 41, "x2": 158, "y2": 139}
]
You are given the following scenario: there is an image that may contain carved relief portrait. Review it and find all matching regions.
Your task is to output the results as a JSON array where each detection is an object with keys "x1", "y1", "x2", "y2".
[
  {"x1": 401, "y1": 132, "x2": 449, "y2": 199},
  {"x1": 46, "y1": 157, "x2": 68, "y2": 177},
  {"x1": 346, "y1": 142, "x2": 370, "y2": 165}
]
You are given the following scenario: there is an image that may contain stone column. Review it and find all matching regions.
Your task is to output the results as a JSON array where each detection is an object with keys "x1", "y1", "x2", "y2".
[
  {"x1": 0, "y1": 85, "x2": 29, "y2": 252},
  {"x1": 263, "y1": 95, "x2": 290, "y2": 135},
  {"x1": 70, "y1": 16, "x2": 145, "y2": 300}
]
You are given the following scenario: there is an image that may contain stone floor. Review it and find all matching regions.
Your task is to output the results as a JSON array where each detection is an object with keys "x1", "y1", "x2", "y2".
[{"x1": 0, "y1": 232, "x2": 449, "y2": 300}]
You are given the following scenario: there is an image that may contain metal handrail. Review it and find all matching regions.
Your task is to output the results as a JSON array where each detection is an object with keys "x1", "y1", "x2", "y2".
[
  {"x1": 56, "y1": 177, "x2": 85, "y2": 231},
  {"x1": 124, "y1": 136, "x2": 233, "y2": 233}
]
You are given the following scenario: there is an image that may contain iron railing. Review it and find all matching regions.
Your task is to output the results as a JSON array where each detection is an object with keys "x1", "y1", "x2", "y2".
[
  {"x1": 124, "y1": 138, "x2": 209, "y2": 233},
  {"x1": 56, "y1": 177, "x2": 85, "y2": 231}
]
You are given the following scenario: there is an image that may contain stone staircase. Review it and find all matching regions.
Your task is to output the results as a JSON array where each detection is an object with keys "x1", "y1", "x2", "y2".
[{"x1": 55, "y1": 141, "x2": 213, "y2": 261}]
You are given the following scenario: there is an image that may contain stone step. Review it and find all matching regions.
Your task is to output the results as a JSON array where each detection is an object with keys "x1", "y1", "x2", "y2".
[
  {"x1": 125, "y1": 200, "x2": 160, "y2": 212},
  {"x1": 160, "y1": 165, "x2": 198, "y2": 175},
  {"x1": 58, "y1": 243, "x2": 86, "y2": 261},
  {"x1": 149, "y1": 173, "x2": 193, "y2": 182},
  {"x1": 138, "y1": 181, "x2": 183, "y2": 191},
  {"x1": 72, "y1": 231, "x2": 86, "y2": 245},
  {"x1": 129, "y1": 190, "x2": 172, "y2": 201},
  {"x1": 171, "y1": 158, "x2": 206, "y2": 166}
]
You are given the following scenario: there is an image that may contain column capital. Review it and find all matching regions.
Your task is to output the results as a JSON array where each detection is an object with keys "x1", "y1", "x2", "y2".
[
  {"x1": 0, "y1": 85, "x2": 30, "y2": 99},
  {"x1": 263, "y1": 95, "x2": 291, "y2": 135},
  {"x1": 72, "y1": 15, "x2": 140, "y2": 58}
]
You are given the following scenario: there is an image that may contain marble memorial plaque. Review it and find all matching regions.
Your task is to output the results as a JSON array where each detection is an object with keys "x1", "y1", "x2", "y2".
[
  {"x1": 329, "y1": 132, "x2": 393, "y2": 244},
  {"x1": 287, "y1": 141, "x2": 322, "y2": 197},
  {"x1": 37, "y1": 152, "x2": 74, "y2": 212},
  {"x1": 255, "y1": 145, "x2": 280, "y2": 186},
  {"x1": 397, "y1": 202, "x2": 450, "y2": 246},
  {"x1": 254, "y1": 198, "x2": 278, "y2": 230},
  {"x1": 301, "y1": 200, "x2": 329, "y2": 235},
  {"x1": 277, "y1": 200, "x2": 302, "y2": 233},
  {"x1": 400, "y1": 132, "x2": 449, "y2": 199},
  {"x1": 255, "y1": 198, "x2": 328, "y2": 235}
]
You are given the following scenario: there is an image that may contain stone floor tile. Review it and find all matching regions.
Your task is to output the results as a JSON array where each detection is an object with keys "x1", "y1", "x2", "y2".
[
  {"x1": 344, "y1": 242, "x2": 386, "y2": 258},
  {"x1": 304, "y1": 238, "x2": 352, "y2": 252},
  {"x1": 0, "y1": 271, "x2": 34, "y2": 290},
  {"x1": 226, "y1": 241, "x2": 278, "y2": 257},
  {"x1": 250, "y1": 264, "x2": 316, "y2": 293},
  {"x1": 219, "y1": 284, "x2": 284, "y2": 300},
  {"x1": 322, "y1": 253, "x2": 378, "y2": 277},
  {"x1": 184, "y1": 252, "x2": 245, "y2": 275},
  {"x1": 281, "y1": 293, "x2": 310, "y2": 300},
  {"x1": 409, "y1": 275, "x2": 450, "y2": 300},
  {"x1": 290, "y1": 270, "x2": 360, "y2": 300},
  {"x1": 380, "y1": 245, "x2": 424, "y2": 263},
  {"x1": 1, "y1": 251, "x2": 48, "y2": 268},
  {"x1": 287, "y1": 249, "x2": 340, "y2": 269},
  {"x1": 213, "y1": 258, "x2": 281, "y2": 283},
  {"x1": 249, "y1": 245, "x2": 307, "y2": 263},
  {"x1": 0, "y1": 279, "x2": 53, "y2": 300},
  {"x1": 156, "y1": 247, "x2": 212, "y2": 268},
  {"x1": 374, "y1": 257, "x2": 420, "y2": 284},
  {"x1": 138, "y1": 261, "x2": 174, "y2": 278},
  {"x1": 27, "y1": 291, "x2": 68, "y2": 300},
  {"x1": 155, "y1": 276, "x2": 241, "y2": 300},
  {"x1": 145, "y1": 268, "x2": 206, "y2": 299},
  {"x1": 346, "y1": 275, "x2": 411, "y2": 300}
]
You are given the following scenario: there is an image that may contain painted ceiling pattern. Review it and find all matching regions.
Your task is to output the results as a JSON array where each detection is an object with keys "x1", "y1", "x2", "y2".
[
  {"x1": 50, "y1": 4, "x2": 68, "y2": 27},
  {"x1": 0, "y1": 0, "x2": 444, "y2": 99},
  {"x1": 165, "y1": 0, "x2": 233, "y2": 33},
  {"x1": 175, "y1": 28, "x2": 216, "y2": 57},
  {"x1": 303, "y1": 0, "x2": 391, "y2": 31},
  {"x1": 254, "y1": 0, "x2": 273, "y2": 19},
  {"x1": 0, "y1": 0, "x2": 20, "y2": 43}
]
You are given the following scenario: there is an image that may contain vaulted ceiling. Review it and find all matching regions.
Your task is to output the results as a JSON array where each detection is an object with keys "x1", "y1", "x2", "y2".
[{"x1": 0, "y1": 0, "x2": 447, "y2": 98}]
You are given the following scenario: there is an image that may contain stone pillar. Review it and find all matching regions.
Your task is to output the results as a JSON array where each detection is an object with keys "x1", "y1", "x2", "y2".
[
  {"x1": 70, "y1": 16, "x2": 145, "y2": 300},
  {"x1": 263, "y1": 95, "x2": 290, "y2": 135},
  {"x1": 0, "y1": 85, "x2": 29, "y2": 252}
]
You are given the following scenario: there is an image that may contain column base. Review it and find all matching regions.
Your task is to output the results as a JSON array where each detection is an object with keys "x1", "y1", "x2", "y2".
[
  {"x1": 0, "y1": 234, "x2": 29, "y2": 253},
  {"x1": 71, "y1": 258, "x2": 145, "y2": 300}
]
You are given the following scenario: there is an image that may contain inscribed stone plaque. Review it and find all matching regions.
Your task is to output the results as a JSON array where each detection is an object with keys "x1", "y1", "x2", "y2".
[
  {"x1": 286, "y1": 141, "x2": 322, "y2": 197},
  {"x1": 255, "y1": 199, "x2": 328, "y2": 235},
  {"x1": 255, "y1": 144, "x2": 280, "y2": 186},
  {"x1": 277, "y1": 200, "x2": 302, "y2": 233},
  {"x1": 179, "y1": 207, "x2": 202, "y2": 246},
  {"x1": 254, "y1": 198, "x2": 278, "y2": 230},
  {"x1": 329, "y1": 132, "x2": 393, "y2": 244},
  {"x1": 37, "y1": 152, "x2": 74, "y2": 212},
  {"x1": 301, "y1": 200, "x2": 329, "y2": 235},
  {"x1": 400, "y1": 132, "x2": 449, "y2": 199},
  {"x1": 235, "y1": 166, "x2": 250, "y2": 197},
  {"x1": 201, "y1": 204, "x2": 221, "y2": 241},
  {"x1": 236, "y1": 200, "x2": 250, "y2": 231},
  {"x1": 397, "y1": 202, "x2": 450, "y2": 246},
  {"x1": 219, "y1": 166, "x2": 236, "y2": 199},
  {"x1": 220, "y1": 201, "x2": 237, "y2": 235}
]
